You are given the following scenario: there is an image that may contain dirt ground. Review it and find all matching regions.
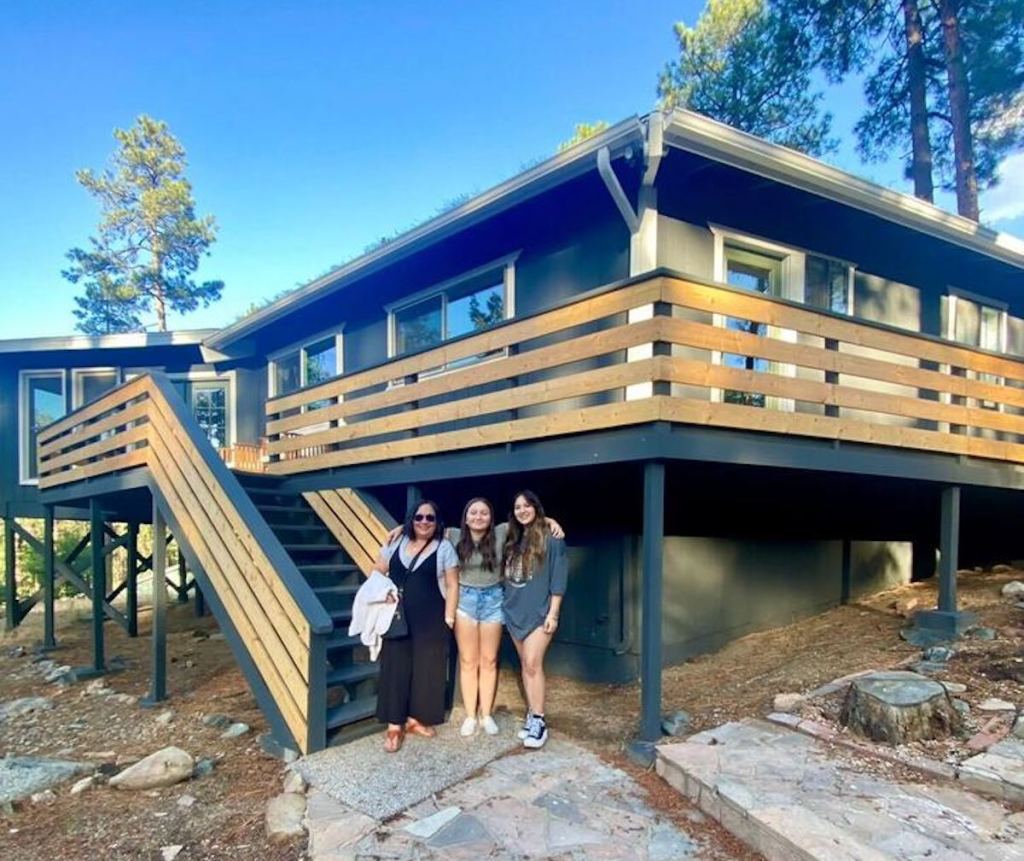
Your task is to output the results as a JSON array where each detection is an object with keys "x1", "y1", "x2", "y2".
[{"x1": 1, "y1": 566, "x2": 1022, "y2": 860}]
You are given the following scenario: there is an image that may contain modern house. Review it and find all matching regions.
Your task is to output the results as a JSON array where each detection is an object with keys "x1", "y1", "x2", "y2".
[{"x1": 4, "y1": 109, "x2": 1024, "y2": 755}]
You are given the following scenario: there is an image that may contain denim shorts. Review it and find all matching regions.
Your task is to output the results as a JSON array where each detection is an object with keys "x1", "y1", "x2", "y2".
[{"x1": 457, "y1": 583, "x2": 504, "y2": 624}]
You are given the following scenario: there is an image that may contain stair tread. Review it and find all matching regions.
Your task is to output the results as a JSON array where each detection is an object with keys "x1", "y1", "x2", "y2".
[
  {"x1": 327, "y1": 697, "x2": 377, "y2": 730},
  {"x1": 326, "y1": 663, "x2": 378, "y2": 687},
  {"x1": 313, "y1": 583, "x2": 360, "y2": 596},
  {"x1": 301, "y1": 563, "x2": 360, "y2": 572},
  {"x1": 254, "y1": 504, "x2": 308, "y2": 513},
  {"x1": 326, "y1": 632, "x2": 362, "y2": 650},
  {"x1": 270, "y1": 523, "x2": 324, "y2": 531},
  {"x1": 282, "y1": 543, "x2": 341, "y2": 551}
]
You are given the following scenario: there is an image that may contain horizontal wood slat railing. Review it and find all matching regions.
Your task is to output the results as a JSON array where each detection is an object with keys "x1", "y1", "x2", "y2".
[
  {"x1": 265, "y1": 273, "x2": 1024, "y2": 474},
  {"x1": 303, "y1": 488, "x2": 392, "y2": 575},
  {"x1": 37, "y1": 373, "x2": 333, "y2": 754}
]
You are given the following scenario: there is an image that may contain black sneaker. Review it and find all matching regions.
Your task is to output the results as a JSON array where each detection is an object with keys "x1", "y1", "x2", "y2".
[{"x1": 523, "y1": 714, "x2": 548, "y2": 749}]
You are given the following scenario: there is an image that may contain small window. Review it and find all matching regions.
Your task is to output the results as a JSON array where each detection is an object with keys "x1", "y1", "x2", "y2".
[
  {"x1": 806, "y1": 255, "x2": 851, "y2": 315},
  {"x1": 274, "y1": 351, "x2": 302, "y2": 397},
  {"x1": 72, "y1": 369, "x2": 119, "y2": 408},
  {"x1": 21, "y1": 371, "x2": 66, "y2": 482},
  {"x1": 269, "y1": 333, "x2": 343, "y2": 415},
  {"x1": 191, "y1": 382, "x2": 230, "y2": 449},
  {"x1": 948, "y1": 291, "x2": 1007, "y2": 411},
  {"x1": 389, "y1": 262, "x2": 513, "y2": 362}
]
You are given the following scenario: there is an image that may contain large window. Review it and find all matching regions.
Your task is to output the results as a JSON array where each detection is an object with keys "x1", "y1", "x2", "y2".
[
  {"x1": 20, "y1": 371, "x2": 66, "y2": 482},
  {"x1": 947, "y1": 290, "x2": 1007, "y2": 411},
  {"x1": 388, "y1": 259, "x2": 514, "y2": 363},
  {"x1": 270, "y1": 333, "x2": 341, "y2": 397},
  {"x1": 805, "y1": 254, "x2": 852, "y2": 315}
]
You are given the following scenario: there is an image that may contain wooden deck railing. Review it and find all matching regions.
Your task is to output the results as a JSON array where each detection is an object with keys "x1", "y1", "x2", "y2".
[
  {"x1": 264, "y1": 273, "x2": 1024, "y2": 473},
  {"x1": 36, "y1": 373, "x2": 332, "y2": 754}
]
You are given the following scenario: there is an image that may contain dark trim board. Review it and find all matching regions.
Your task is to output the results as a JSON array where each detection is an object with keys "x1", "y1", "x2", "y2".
[
  {"x1": 36, "y1": 471, "x2": 152, "y2": 510},
  {"x1": 146, "y1": 478, "x2": 300, "y2": 755},
  {"x1": 279, "y1": 422, "x2": 1024, "y2": 496}
]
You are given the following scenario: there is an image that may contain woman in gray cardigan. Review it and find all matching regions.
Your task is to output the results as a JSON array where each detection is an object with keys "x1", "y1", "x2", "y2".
[{"x1": 503, "y1": 490, "x2": 568, "y2": 749}]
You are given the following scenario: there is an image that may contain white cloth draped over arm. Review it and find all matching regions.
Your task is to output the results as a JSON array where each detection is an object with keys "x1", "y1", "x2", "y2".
[{"x1": 347, "y1": 570, "x2": 399, "y2": 661}]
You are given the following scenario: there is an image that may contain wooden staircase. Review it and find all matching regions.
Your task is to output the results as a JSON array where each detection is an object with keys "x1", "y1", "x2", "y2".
[{"x1": 34, "y1": 372, "x2": 395, "y2": 754}]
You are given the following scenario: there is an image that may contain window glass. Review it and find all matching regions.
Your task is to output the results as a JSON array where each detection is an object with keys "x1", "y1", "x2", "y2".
[
  {"x1": 74, "y1": 370, "x2": 118, "y2": 408},
  {"x1": 723, "y1": 246, "x2": 781, "y2": 407},
  {"x1": 447, "y1": 280, "x2": 505, "y2": 340},
  {"x1": 275, "y1": 351, "x2": 301, "y2": 396},
  {"x1": 304, "y1": 338, "x2": 337, "y2": 387},
  {"x1": 806, "y1": 255, "x2": 849, "y2": 314},
  {"x1": 395, "y1": 295, "x2": 443, "y2": 355},
  {"x1": 25, "y1": 374, "x2": 65, "y2": 480},
  {"x1": 192, "y1": 384, "x2": 229, "y2": 449}
]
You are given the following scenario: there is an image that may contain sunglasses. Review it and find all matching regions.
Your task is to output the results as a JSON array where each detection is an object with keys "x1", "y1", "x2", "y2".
[{"x1": 413, "y1": 513, "x2": 436, "y2": 523}]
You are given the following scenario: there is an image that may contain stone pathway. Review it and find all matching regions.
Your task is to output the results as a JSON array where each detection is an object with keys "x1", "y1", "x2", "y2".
[
  {"x1": 657, "y1": 717, "x2": 1024, "y2": 860},
  {"x1": 304, "y1": 739, "x2": 705, "y2": 860}
]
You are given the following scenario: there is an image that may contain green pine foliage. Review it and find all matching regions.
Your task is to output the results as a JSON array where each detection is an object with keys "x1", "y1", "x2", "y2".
[{"x1": 63, "y1": 115, "x2": 224, "y2": 333}]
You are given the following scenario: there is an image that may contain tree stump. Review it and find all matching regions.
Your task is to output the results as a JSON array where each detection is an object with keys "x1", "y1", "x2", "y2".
[{"x1": 840, "y1": 671, "x2": 962, "y2": 744}]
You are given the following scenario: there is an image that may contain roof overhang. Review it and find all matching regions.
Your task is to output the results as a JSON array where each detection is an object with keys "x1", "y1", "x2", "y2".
[
  {"x1": 0, "y1": 329, "x2": 217, "y2": 355},
  {"x1": 662, "y1": 108, "x2": 1024, "y2": 271},
  {"x1": 206, "y1": 116, "x2": 646, "y2": 351}
]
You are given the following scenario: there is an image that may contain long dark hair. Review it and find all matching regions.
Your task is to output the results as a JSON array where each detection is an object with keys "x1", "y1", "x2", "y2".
[
  {"x1": 401, "y1": 499, "x2": 444, "y2": 541},
  {"x1": 456, "y1": 497, "x2": 498, "y2": 571},
  {"x1": 503, "y1": 490, "x2": 547, "y2": 577}
]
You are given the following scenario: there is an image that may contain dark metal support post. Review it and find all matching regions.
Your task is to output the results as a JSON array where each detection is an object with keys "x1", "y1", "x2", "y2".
[
  {"x1": 143, "y1": 501, "x2": 168, "y2": 705},
  {"x1": 126, "y1": 522, "x2": 139, "y2": 637},
  {"x1": 76, "y1": 499, "x2": 107, "y2": 677},
  {"x1": 177, "y1": 551, "x2": 188, "y2": 603},
  {"x1": 3, "y1": 509, "x2": 15, "y2": 632},
  {"x1": 630, "y1": 460, "x2": 665, "y2": 765},
  {"x1": 840, "y1": 538, "x2": 852, "y2": 605},
  {"x1": 42, "y1": 507, "x2": 56, "y2": 650},
  {"x1": 406, "y1": 484, "x2": 422, "y2": 513}
]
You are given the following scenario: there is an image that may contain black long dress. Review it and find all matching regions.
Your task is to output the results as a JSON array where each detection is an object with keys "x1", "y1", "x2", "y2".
[{"x1": 375, "y1": 541, "x2": 449, "y2": 726}]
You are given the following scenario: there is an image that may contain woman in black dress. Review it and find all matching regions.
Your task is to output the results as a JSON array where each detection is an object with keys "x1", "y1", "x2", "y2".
[{"x1": 371, "y1": 499, "x2": 459, "y2": 752}]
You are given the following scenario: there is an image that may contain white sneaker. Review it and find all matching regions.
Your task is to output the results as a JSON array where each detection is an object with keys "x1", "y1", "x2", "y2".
[
  {"x1": 459, "y1": 717, "x2": 478, "y2": 737},
  {"x1": 480, "y1": 715, "x2": 499, "y2": 736},
  {"x1": 523, "y1": 714, "x2": 548, "y2": 749},
  {"x1": 517, "y1": 712, "x2": 533, "y2": 740}
]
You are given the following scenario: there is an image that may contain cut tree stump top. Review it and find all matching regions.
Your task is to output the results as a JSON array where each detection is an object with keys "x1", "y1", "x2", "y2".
[{"x1": 850, "y1": 671, "x2": 947, "y2": 706}]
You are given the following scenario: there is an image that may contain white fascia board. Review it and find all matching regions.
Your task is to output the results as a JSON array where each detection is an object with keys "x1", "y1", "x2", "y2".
[
  {"x1": 0, "y1": 329, "x2": 217, "y2": 355},
  {"x1": 206, "y1": 117, "x2": 646, "y2": 350},
  {"x1": 663, "y1": 108, "x2": 1024, "y2": 271}
]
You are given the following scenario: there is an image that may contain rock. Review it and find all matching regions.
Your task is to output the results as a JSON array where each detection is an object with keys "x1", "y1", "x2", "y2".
[
  {"x1": 161, "y1": 846, "x2": 183, "y2": 861},
  {"x1": 201, "y1": 713, "x2": 233, "y2": 730},
  {"x1": 111, "y1": 694, "x2": 137, "y2": 705},
  {"x1": 6, "y1": 646, "x2": 26, "y2": 658},
  {"x1": 923, "y1": 646, "x2": 955, "y2": 663},
  {"x1": 0, "y1": 697, "x2": 53, "y2": 722},
  {"x1": 912, "y1": 661, "x2": 947, "y2": 676},
  {"x1": 978, "y1": 698, "x2": 1016, "y2": 712},
  {"x1": 1002, "y1": 581, "x2": 1024, "y2": 598},
  {"x1": 660, "y1": 710, "x2": 693, "y2": 736},
  {"x1": 993, "y1": 564, "x2": 1015, "y2": 573},
  {"x1": 70, "y1": 775, "x2": 96, "y2": 795},
  {"x1": 772, "y1": 693, "x2": 805, "y2": 713},
  {"x1": 209, "y1": 632, "x2": 225, "y2": 641},
  {"x1": 282, "y1": 770, "x2": 307, "y2": 794},
  {"x1": 971, "y1": 627, "x2": 998, "y2": 640},
  {"x1": 892, "y1": 597, "x2": 920, "y2": 617},
  {"x1": 942, "y1": 681, "x2": 967, "y2": 694},
  {"x1": 193, "y1": 758, "x2": 215, "y2": 779},
  {"x1": 43, "y1": 665, "x2": 72, "y2": 684},
  {"x1": 177, "y1": 794, "x2": 196, "y2": 808},
  {"x1": 30, "y1": 790, "x2": 56, "y2": 804},
  {"x1": 953, "y1": 699, "x2": 971, "y2": 718},
  {"x1": 221, "y1": 722, "x2": 250, "y2": 739},
  {"x1": 109, "y1": 747, "x2": 194, "y2": 791},
  {"x1": 966, "y1": 717, "x2": 1011, "y2": 751},
  {"x1": 1013, "y1": 716, "x2": 1024, "y2": 740},
  {"x1": 155, "y1": 710, "x2": 174, "y2": 726},
  {"x1": 85, "y1": 679, "x2": 110, "y2": 696},
  {"x1": 839, "y1": 671, "x2": 961, "y2": 744},
  {"x1": 265, "y1": 792, "x2": 306, "y2": 841}
]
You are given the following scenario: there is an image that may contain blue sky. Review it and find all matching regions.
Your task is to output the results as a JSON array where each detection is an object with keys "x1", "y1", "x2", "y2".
[{"x1": 1, "y1": 1, "x2": 1021, "y2": 338}]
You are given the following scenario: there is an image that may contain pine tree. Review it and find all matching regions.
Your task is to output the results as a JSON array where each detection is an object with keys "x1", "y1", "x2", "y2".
[{"x1": 63, "y1": 115, "x2": 223, "y2": 333}]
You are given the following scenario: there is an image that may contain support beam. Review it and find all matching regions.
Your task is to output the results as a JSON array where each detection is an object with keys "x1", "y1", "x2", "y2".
[
  {"x1": 126, "y1": 522, "x2": 139, "y2": 637},
  {"x1": 143, "y1": 501, "x2": 168, "y2": 705},
  {"x1": 910, "y1": 485, "x2": 976, "y2": 641},
  {"x1": 406, "y1": 484, "x2": 422, "y2": 514},
  {"x1": 82, "y1": 499, "x2": 106, "y2": 677},
  {"x1": 631, "y1": 460, "x2": 665, "y2": 764},
  {"x1": 177, "y1": 552, "x2": 188, "y2": 603},
  {"x1": 42, "y1": 507, "x2": 57, "y2": 650},
  {"x1": 3, "y1": 509, "x2": 15, "y2": 632}
]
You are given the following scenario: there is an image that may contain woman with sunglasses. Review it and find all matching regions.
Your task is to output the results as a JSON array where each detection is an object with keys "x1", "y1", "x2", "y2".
[
  {"x1": 371, "y1": 499, "x2": 459, "y2": 753},
  {"x1": 503, "y1": 490, "x2": 567, "y2": 749}
]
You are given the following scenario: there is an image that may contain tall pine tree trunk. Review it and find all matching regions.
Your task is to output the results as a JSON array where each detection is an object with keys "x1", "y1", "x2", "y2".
[
  {"x1": 938, "y1": 0, "x2": 979, "y2": 220},
  {"x1": 153, "y1": 252, "x2": 167, "y2": 332},
  {"x1": 902, "y1": 0, "x2": 934, "y2": 202}
]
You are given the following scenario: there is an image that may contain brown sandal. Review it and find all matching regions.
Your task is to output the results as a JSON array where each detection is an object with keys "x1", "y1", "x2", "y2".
[
  {"x1": 383, "y1": 727, "x2": 404, "y2": 753},
  {"x1": 405, "y1": 718, "x2": 436, "y2": 738}
]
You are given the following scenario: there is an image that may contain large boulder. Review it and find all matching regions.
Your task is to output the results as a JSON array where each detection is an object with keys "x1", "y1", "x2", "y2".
[
  {"x1": 840, "y1": 671, "x2": 962, "y2": 744},
  {"x1": 266, "y1": 792, "x2": 307, "y2": 842},
  {"x1": 109, "y1": 746, "x2": 194, "y2": 791}
]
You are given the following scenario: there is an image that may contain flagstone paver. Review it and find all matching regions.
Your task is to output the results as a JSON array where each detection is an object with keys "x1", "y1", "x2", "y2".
[
  {"x1": 657, "y1": 717, "x2": 1024, "y2": 860},
  {"x1": 305, "y1": 738, "x2": 704, "y2": 860}
]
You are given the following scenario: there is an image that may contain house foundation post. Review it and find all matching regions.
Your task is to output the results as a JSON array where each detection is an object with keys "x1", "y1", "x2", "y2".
[
  {"x1": 912, "y1": 486, "x2": 976, "y2": 640},
  {"x1": 41, "y1": 506, "x2": 57, "y2": 650},
  {"x1": 77, "y1": 499, "x2": 107, "y2": 678},
  {"x1": 629, "y1": 460, "x2": 665, "y2": 766},
  {"x1": 3, "y1": 507, "x2": 15, "y2": 632},
  {"x1": 142, "y1": 500, "x2": 168, "y2": 705},
  {"x1": 126, "y1": 522, "x2": 139, "y2": 637}
]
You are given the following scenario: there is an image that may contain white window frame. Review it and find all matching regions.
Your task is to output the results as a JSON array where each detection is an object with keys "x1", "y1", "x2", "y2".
[
  {"x1": 165, "y1": 370, "x2": 238, "y2": 448},
  {"x1": 385, "y1": 253, "x2": 518, "y2": 370},
  {"x1": 267, "y1": 328, "x2": 344, "y2": 399},
  {"x1": 71, "y1": 367, "x2": 120, "y2": 409},
  {"x1": 19, "y1": 369, "x2": 67, "y2": 485}
]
